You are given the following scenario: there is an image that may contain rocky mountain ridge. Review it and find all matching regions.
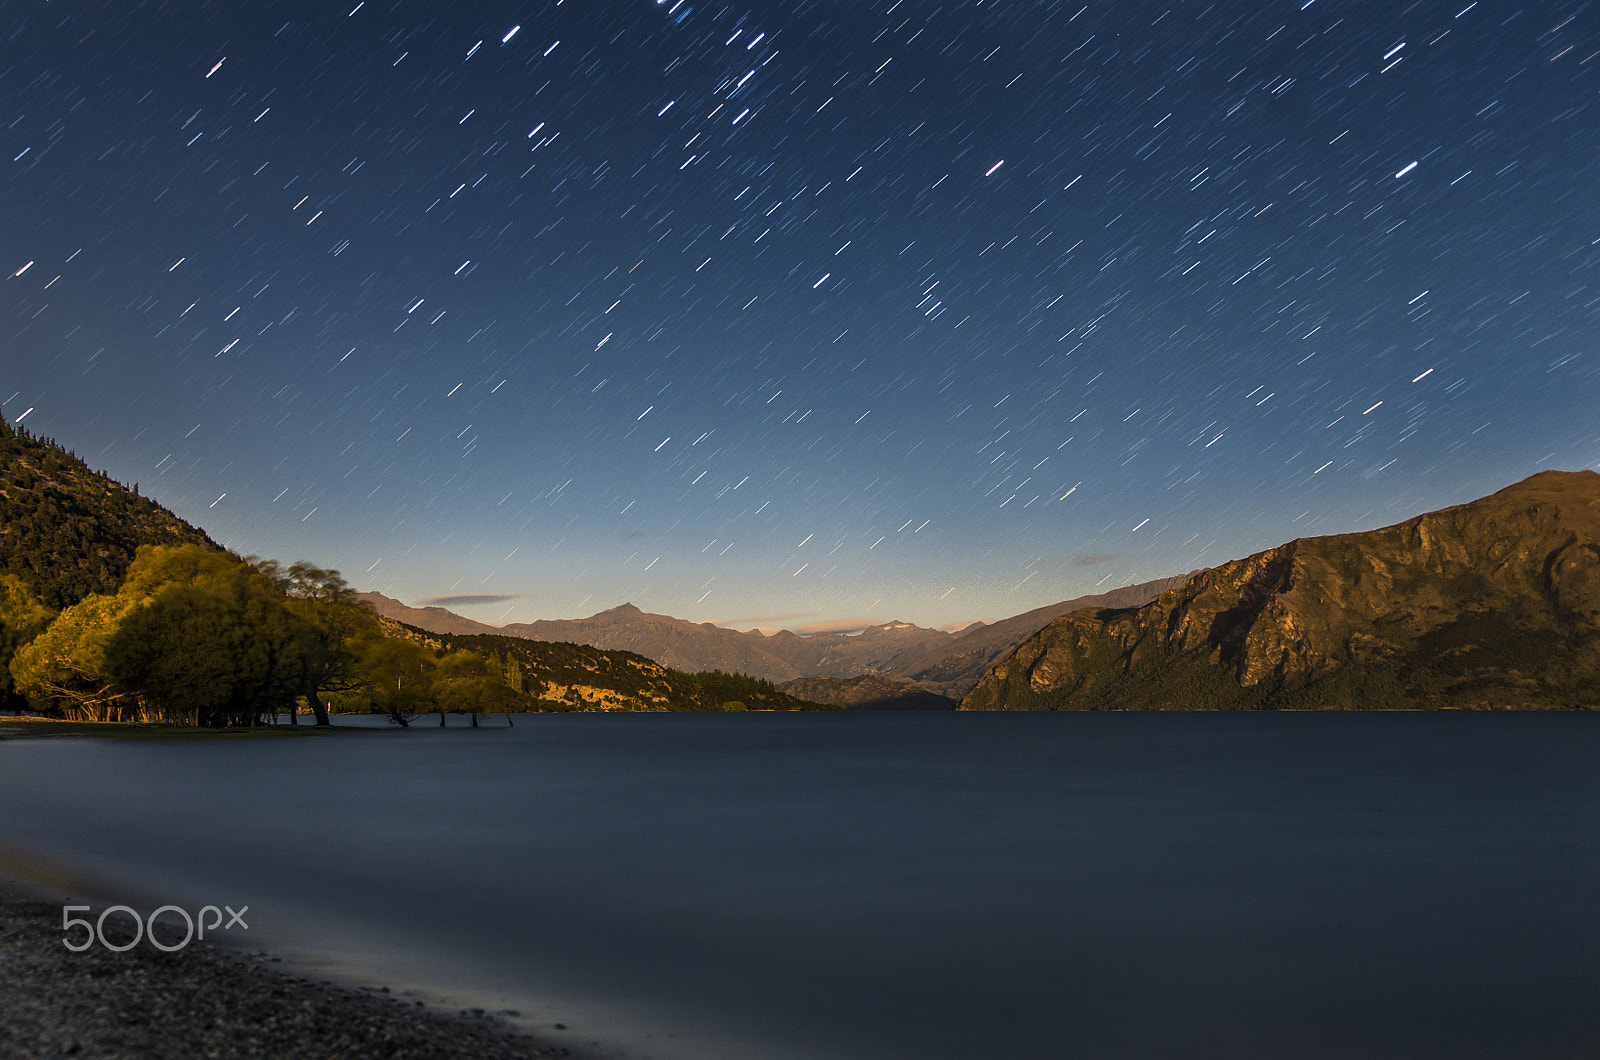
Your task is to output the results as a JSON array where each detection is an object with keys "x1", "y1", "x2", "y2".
[{"x1": 961, "y1": 470, "x2": 1600, "y2": 711}]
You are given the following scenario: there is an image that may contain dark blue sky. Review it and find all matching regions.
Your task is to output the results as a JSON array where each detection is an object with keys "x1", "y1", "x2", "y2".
[{"x1": 4, "y1": 0, "x2": 1598, "y2": 630}]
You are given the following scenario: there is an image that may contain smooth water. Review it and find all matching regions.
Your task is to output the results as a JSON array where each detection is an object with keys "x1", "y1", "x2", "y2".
[{"x1": 1, "y1": 712, "x2": 1596, "y2": 1059}]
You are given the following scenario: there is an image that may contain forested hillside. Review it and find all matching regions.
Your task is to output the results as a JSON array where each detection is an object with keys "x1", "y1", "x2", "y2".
[
  {"x1": 0, "y1": 418, "x2": 216, "y2": 609},
  {"x1": 388, "y1": 624, "x2": 837, "y2": 713}
]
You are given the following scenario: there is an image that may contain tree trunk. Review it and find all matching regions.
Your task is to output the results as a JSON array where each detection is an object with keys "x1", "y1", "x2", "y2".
[
  {"x1": 306, "y1": 685, "x2": 331, "y2": 726},
  {"x1": 504, "y1": 711, "x2": 514, "y2": 727}
]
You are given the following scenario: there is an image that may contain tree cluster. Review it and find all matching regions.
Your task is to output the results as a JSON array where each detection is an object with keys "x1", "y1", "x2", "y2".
[
  {"x1": 2, "y1": 544, "x2": 518, "y2": 727},
  {"x1": 339, "y1": 630, "x2": 518, "y2": 727}
]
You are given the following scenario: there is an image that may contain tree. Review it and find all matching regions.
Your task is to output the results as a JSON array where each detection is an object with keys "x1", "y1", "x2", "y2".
[
  {"x1": 0, "y1": 574, "x2": 55, "y2": 709},
  {"x1": 495, "y1": 650, "x2": 523, "y2": 725},
  {"x1": 103, "y1": 583, "x2": 314, "y2": 727},
  {"x1": 287, "y1": 562, "x2": 353, "y2": 602},
  {"x1": 351, "y1": 634, "x2": 437, "y2": 727},
  {"x1": 12, "y1": 544, "x2": 320, "y2": 726},
  {"x1": 10, "y1": 592, "x2": 137, "y2": 720},
  {"x1": 90, "y1": 546, "x2": 317, "y2": 726},
  {"x1": 432, "y1": 650, "x2": 515, "y2": 727},
  {"x1": 498, "y1": 651, "x2": 525, "y2": 692},
  {"x1": 286, "y1": 597, "x2": 378, "y2": 725},
  {"x1": 118, "y1": 543, "x2": 255, "y2": 602},
  {"x1": 251, "y1": 559, "x2": 376, "y2": 725},
  {"x1": 9, "y1": 541, "x2": 387, "y2": 728}
]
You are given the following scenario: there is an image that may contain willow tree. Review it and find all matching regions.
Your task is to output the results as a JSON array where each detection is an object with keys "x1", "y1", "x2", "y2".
[
  {"x1": 14, "y1": 545, "x2": 313, "y2": 725},
  {"x1": 0, "y1": 574, "x2": 54, "y2": 710},
  {"x1": 13, "y1": 543, "x2": 388, "y2": 727},
  {"x1": 352, "y1": 634, "x2": 437, "y2": 727},
  {"x1": 432, "y1": 649, "x2": 516, "y2": 727},
  {"x1": 9, "y1": 592, "x2": 138, "y2": 721},
  {"x1": 252, "y1": 558, "x2": 377, "y2": 725},
  {"x1": 103, "y1": 583, "x2": 313, "y2": 727}
]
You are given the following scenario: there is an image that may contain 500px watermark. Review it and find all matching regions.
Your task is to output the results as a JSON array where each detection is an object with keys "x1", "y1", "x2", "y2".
[{"x1": 62, "y1": 904, "x2": 248, "y2": 952}]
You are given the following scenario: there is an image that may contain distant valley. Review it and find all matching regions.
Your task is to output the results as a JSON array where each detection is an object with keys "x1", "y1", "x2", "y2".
[{"x1": 357, "y1": 573, "x2": 1191, "y2": 708}]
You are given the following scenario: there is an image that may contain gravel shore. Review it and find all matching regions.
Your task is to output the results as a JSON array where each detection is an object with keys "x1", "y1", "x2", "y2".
[{"x1": 0, "y1": 887, "x2": 586, "y2": 1060}]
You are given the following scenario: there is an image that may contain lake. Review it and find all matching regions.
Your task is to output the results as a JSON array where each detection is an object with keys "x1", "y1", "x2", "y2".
[{"x1": 1, "y1": 711, "x2": 1596, "y2": 1059}]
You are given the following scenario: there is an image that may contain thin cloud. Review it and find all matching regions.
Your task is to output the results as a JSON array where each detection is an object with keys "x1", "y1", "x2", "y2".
[
  {"x1": 420, "y1": 593, "x2": 529, "y2": 608},
  {"x1": 1073, "y1": 554, "x2": 1116, "y2": 566}
]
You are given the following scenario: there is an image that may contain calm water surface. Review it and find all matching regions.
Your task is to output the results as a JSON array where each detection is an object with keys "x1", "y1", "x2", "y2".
[{"x1": 1, "y1": 712, "x2": 1596, "y2": 1059}]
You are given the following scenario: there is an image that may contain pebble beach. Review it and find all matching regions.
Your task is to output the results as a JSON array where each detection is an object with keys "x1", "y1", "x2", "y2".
[{"x1": 0, "y1": 887, "x2": 585, "y2": 1060}]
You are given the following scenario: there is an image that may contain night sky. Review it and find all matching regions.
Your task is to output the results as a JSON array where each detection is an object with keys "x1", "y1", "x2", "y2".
[{"x1": 5, "y1": 0, "x2": 1599, "y2": 632}]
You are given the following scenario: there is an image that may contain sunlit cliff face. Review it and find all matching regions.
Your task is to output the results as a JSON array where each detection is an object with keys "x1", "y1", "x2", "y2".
[{"x1": 964, "y1": 471, "x2": 1600, "y2": 710}]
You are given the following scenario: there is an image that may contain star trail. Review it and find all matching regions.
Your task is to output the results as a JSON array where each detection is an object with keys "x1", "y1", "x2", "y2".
[{"x1": 4, "y1": 0, "x2": 1598, "y2": 629}]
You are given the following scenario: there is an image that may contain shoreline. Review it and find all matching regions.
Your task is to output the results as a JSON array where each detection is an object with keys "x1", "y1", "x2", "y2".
[{"x1": 0, "y1": 873, "x2": 599, "y2": 1060}]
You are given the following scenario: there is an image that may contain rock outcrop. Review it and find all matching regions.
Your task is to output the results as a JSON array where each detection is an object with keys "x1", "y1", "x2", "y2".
[{"x1": 961, "y1": 470, "x2": 1600, "y2": 711}]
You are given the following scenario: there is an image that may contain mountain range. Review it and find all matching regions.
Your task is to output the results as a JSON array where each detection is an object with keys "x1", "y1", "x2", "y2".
[
  {"x1": 356, "y1": 573, "x2": 1191, "y2": 704},
  {"x1": 962, "y1": 470, "x2": 1600, "y2": 711},
  {"x1": 10, "y1": 413, "x2": 1598, "y2": 713}
]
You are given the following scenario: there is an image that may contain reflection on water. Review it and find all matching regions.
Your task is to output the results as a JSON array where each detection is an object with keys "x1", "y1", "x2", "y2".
[{"x1": 1, "y1": 712, "x2": 1597, "y2": 1059}]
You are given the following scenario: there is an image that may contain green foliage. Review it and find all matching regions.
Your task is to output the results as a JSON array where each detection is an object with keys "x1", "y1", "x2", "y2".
[
  {"x1": 9, "y1": 592, "x2": 136, "y2": 720},
  {"x1": 495, "y1": 651, "x2": 525, "y2": 693},
  {"x1": 347, "y1": 634, "x2": 437, "y2": 726},
  {"x1": 0, "y1": 423, "x2": 424, "y2": 726},
  {"x1": 276, "y1": 561, "x2": 354, "y2": 604},
  {"x1": 77, "y1": 546, "x2": 315, "y2": 725},
  {"x1": 266, "y1": 565, "x2": 379, "y2": 724},
  {"x1": 8, "y1": 543, "x2": 389, "y2": 726},
  {"x1": 103, "y1": 582, "x2": 313, "y2": 727},
  {"x1": 0, "y1": 574, "x2": 55, "y2": 703},
  {"x1": 432, "y1": 650, "x2": 516, "y2": 717},
  {"x1": 681, "y1": 668, "x2": 788, "y2": 704}
]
